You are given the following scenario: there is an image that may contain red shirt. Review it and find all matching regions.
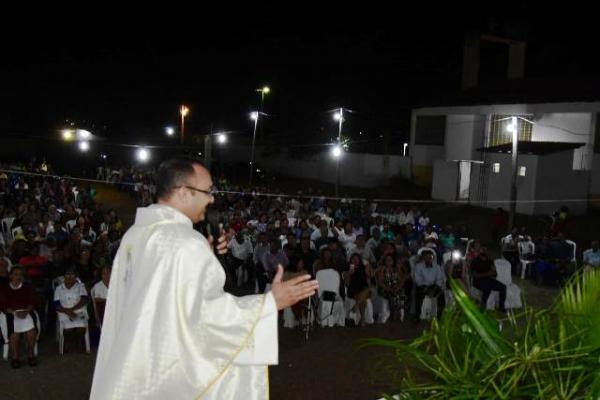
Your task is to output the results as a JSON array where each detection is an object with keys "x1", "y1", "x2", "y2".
[
  {"x1": 18, "y1": 255, "x2": 48, "y2": 279},
  {"x1": 0, "y1": 283, "x2": 37, "y2": 312}
]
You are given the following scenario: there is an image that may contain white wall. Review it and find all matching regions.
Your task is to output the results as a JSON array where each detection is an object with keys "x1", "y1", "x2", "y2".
[
  {"x1": 444, "y1": 115, "x2": 486, "y2": 161},
  {"x1": 591, "y1": 156, "x2": 600, "y2": 196},
  {"x1": 254, "y1": 150, "x2": 411, "y2": 189},
  {"x1": 411, "y1": 145, "x2": 444, "y2": 167},
  {"x1": 531, "y1": 113, "x2": 593, "y2": 170},
  {"x1": 483, "y1": 153, "x2": 538, "y2": 215},
  {"x1": 431, "y1": 160, "x2": 458, "y2": 201},
  {"x1": 534, "y1": 151, "x2": 590, "y2": 215}
]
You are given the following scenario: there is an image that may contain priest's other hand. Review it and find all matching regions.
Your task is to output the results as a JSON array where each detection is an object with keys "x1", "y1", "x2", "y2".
[
  {"x1": 271, "y1": 265, "x2": 319, "y2": 311},
  {"x1": 208, "y1": 223, "x2": 229, "y2": 255}
]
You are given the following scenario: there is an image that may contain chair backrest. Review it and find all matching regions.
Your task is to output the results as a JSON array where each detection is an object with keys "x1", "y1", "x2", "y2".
[
  {"x1": 518, "y1": 241, "x2": 535, "y2": 257},
  {"x1": 2, "y1": 217, "x2": 15, "y2": 236},
  {"x1": 494, "y1": 259, "x2": 512, "y2": 286},
  {"x1": 316, "y1": 269, "x2": 341, "y2": 298},
  {"x1": 11, "y1": 226, "x2": 23, "y2": 239},
  {"x1": 565, "y1": 240, "x2": 577, "y2": 263},
  {"x1": 66, "y1": 219, "x2": 77, "y2": 232},
  {"x1": 500, "y1": 235, "x2": 512, "y2": 248},
  {"x1": 465, "y1": 239, "x2": 474, "y2": 256}
]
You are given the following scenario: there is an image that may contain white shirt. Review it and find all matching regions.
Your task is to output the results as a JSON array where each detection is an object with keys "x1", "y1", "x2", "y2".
[
  {"x1": 228, "y1": 237, "x2": 253, "y2": 261},
  {"x1": 424, "y1": 231, "x2": 439, "y2": 241},
  {"x1": 338, "y1": 231, "x2": 357, "y2": 250},
  {"x1": 92, "y1": 281, "x2": 109, "y2": 300},
  {"x1": 419, "y1": 216, "x2": 430, "y2": 227},
  {"x1": 54, "y1": 281, "x2": 88, "y2": 308}
]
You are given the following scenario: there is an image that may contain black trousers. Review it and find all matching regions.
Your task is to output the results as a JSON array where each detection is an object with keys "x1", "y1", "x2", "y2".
[
  {"x1": 474, "y1": 278, "x2": 506, "y2": 310},
  {"x1": 415, "y1": 285, "x2": 445, "y2": 320}
]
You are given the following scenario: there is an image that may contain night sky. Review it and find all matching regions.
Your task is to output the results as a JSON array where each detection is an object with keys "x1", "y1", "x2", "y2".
[{"x1": 2, "y1": 14, "x2": 600, "y2": 154}]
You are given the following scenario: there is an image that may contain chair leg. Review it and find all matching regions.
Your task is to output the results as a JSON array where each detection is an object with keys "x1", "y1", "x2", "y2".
[
  {"x1": 58, "y1": 327, "x2": 64, "y2": 355},
  {"x1": 85, "y1": 327, "x2": 90, "y2": 354}
]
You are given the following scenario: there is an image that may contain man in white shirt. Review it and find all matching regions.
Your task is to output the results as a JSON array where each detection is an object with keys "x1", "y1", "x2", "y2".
[
  {"x1": 228, "y1": 231, "x2": 254, "y2": 287},
  {"x1": 337, "y1": 222, "x2": 357, "y2": 252},
  {"x1": 414, "y1": 252, "x2": 445, "y2": 321}
]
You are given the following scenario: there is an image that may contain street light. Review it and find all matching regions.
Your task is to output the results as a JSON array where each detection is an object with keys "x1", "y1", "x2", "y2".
[
  {"x1": 217, "y1": 133, "x2": 227, "y2": 144},
  {"x1": 331, "y1": 145, "x2": 342, "y2": 158},
  {"x1": 166, "y1": 127, "x2": 175, "y2": 136},
  {"x1": 137, "y1": 148, "x2": 150, "y2": 162},
  {"x1": 62, "y1": 130, "x2": 74, "y2": 141},
  {"x1": 180, "y1": 105, "x2": 189, "y2": 144},
  {"x1": 403, "y1": 142, "x2": 408, "y2": 157},
  {"x1": 249, "y1": 111, "x2": 260, "y2": 186},
  {"x1": 78, "y1": 141, "x2": 90, "y2": 152},
  {"x1": 76, "y1": 129, "x2": 92, "y2": 140}
]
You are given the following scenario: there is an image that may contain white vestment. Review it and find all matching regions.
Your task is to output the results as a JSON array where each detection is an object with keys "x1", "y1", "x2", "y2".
[{"x1": 91, "y1": 204, "x2": 278, "y2": 400}]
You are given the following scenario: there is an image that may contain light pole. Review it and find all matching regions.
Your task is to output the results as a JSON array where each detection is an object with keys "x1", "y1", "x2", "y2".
[
  {"x1": 508, "y1": 116, "x2": 519, "y2": 229},
  {"x1": 256, "y1": 86, "x2": 270, "y2": 142},
  {"x1": 249, "y1": 111, "x2": 259, "y2": 186},
  {"x1": 180, "y1": 105, "x2": 189, "y2": 145},
  {"x1": 333, "y1": 108, "x2": 344, "y2": 197}
]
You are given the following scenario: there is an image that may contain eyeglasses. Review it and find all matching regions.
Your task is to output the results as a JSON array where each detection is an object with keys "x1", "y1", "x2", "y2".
[{"x1": 175, "y1": 185, "x2": 218, "y2": 196}]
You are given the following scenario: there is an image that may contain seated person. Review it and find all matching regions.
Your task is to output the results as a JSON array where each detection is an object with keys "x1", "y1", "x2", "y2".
[
  {"x1": 0, "y1": 266, "x2": 38, "y2": 368},
  {"x1": 471, "y1": 249, "x2": 506, "y2": 312},
  {"x1": 91, "y1": 266, "x2": 111, "y2": 328},
  {"x1": 582, "y1": 240, "x2": 600, "y2": 269},
  {"x1": 414, "y1": 251, "x2": 445, "y2": 321},
  {"x1": 54, "y1": 267, "x2": 89, "y2": 352},
  {"x1": 18, "y1": 242, "x2": 49, "y2": 281},
  {"x1": 346, "y1": 254, "x2": 371, "y2": 326},
  {"x1": 377, "y1": 255, "x2": 409, "y2": 321}
]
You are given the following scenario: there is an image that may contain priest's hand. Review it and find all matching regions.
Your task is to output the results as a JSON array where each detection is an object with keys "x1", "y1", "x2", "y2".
[
  {"x1": 208, "y1": 223, "x2": 229, "y2": 255},
  {"x1": 270, "y1": 265, "x2": 319, "y2": 311}
]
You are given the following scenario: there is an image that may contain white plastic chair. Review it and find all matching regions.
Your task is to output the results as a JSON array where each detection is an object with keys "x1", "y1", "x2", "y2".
[
  {"x1": 518, "y1": 241, "x2": 536, "y2": 280},
  {"x1": 1, "y1": 217, "x2": 15, "y2": 241},
  {"x1": 372, "y1": 287, "x2": 391, "y2": 324},
  {"x1": 66, "y1": 219, "x2": 77, "y2": 233},
  {"x1": 566, "y1": 240, "x2": 577, "y2": 264},
  {"x1": 57, "y1": 310, "x2": 91, "y2": 355},
  {"x1": 1, "y1": 311, "x2": 41, "y2": 360},
  {"x1": 345, "y1": 296, "x2": 374, "y2": 326},
  {"x1": 315, "y1": 269, "x2": 345, "y2": 327},
  {"x1": 11, "y1": 226, "x2": 23, "y2": 240},
  {"x1": 90, "y1": 285, "x2": 104, "y2": 329},
  {"x1": 487, "y1": 259, "x2": 522, "y2": 310}
]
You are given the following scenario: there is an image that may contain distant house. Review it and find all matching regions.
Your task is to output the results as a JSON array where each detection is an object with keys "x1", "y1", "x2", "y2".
[{"x1": 409, "y1": 97, "x2": 600, "y2": 215}]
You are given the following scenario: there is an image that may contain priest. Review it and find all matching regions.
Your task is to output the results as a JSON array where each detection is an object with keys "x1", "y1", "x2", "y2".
[{"x1": 91, "y1": 158, "x2": 319, "y2": 399}]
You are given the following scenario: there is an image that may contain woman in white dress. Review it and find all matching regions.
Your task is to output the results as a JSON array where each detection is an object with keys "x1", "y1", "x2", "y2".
[
  {"x1": 54, "y1": 267, "x2": 89, "y2": 352},
  {"x1": 1, "y1": 266, "x2": 38, "y2": 368}
]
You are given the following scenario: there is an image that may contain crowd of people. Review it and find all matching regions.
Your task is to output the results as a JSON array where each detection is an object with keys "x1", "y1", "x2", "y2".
[
  {"x1": 0, "y1": 158, "x2": 599, "y2": 368},
  {"x1": 0, "y1": 161, "x2": 122, "y2": 368}
]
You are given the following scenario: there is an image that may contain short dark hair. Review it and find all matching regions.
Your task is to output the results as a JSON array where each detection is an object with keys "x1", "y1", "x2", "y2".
[{"x1": 156, "y1": 158, "x2": 204, "y2": 200}]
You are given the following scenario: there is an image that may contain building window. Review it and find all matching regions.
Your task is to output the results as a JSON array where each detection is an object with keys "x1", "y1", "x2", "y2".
[
  {"x1": 493, "y1": 163, "x2": 500, "y2": 173},
  {"x1": 415, "y1": 116, "x2": 446, "y2": 146},
  {"x1": 488, "y1": 115, "x2": 533, "y2": 147},
  {"x1": 519, "y1": 166, "x2": 526, "y2": 176}
]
